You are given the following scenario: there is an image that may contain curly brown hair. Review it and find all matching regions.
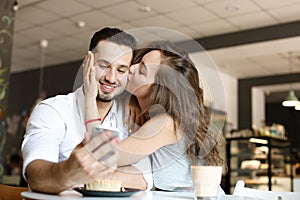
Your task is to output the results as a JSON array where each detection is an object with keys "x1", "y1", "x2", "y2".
[{"x1": 131, "y1": 41, "x2": 226, "y2": 167}]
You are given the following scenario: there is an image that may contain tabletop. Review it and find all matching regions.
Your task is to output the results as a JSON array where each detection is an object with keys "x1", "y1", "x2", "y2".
[{"x1": 21, "y1": 190, "x2": 263, "y2": 200}]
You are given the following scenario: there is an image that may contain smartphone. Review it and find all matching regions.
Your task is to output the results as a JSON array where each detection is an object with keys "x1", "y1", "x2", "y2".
[
  {"x1": 92, "y1": 125, "x2": 121, "y2": 139},
  {"x1": 91, "y1": 125, "x2": 121, "y2": 162}
]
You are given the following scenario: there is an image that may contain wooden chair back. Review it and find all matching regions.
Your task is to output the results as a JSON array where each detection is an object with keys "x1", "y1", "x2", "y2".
[{"x1": 0, "y1": 184, "x2": 28, "y2": 200}]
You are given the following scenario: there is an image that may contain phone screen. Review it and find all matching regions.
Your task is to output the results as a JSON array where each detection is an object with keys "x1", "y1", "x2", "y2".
[{"x1": 92, "y1": 125, "x2": 121, "y2": 139}]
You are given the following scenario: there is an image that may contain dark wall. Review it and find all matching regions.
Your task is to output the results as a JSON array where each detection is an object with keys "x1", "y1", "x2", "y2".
[
  {"x1": 7, "y1": 60, "x2": 81, "y2": 115},
  {"x1": 0, "y1": 0, "x2": 16, "y2": 181},
  {"x1": 266, "y1": 103, "x2": 300, "y2": 150},
  {"x1": 1, "y1": 60, "x2": 81, "y2": 170}
]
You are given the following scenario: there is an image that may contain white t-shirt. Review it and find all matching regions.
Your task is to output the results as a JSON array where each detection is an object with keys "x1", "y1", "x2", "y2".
[{"x1": 21, "y1": 86, "x2": 152, "y2": 189}]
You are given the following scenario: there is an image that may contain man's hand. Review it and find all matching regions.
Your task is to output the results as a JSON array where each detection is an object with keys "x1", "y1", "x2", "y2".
[
  {"x1": 26, "y1": 133, "x2": 119, "y2": 194},
  {"x1": 64, "y1": 132, "x2": 119, "y2": 185}
]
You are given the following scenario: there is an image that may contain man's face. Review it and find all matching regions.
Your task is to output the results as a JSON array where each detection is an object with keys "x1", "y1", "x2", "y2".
[{"x1": 92, "y1": 40, "x2": 133, "y2": 102}]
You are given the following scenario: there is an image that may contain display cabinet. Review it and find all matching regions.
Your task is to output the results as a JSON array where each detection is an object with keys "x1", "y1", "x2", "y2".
[{"x1": 225, "y1": 136, "x2": 293, "y2": 194}]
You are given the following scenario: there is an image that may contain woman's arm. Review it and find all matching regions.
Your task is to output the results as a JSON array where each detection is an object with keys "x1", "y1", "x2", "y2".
[
  {"x1": 117, "y1": 113, "x2": 181, "y2": 166},
  {"x1": 100, "y1": 165, "x2": 148, "y2": 190},
  {"x1": 83, "y1": 51, "x2": 101, "y2": 139}
]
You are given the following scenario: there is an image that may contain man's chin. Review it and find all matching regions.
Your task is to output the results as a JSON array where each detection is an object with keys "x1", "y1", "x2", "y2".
[
  {"x1": 97, "y1": 96, "x2": 113, "y2": 102},
  {"x1": 97, "y1": 92, "x2": 120, "y2": 102}
]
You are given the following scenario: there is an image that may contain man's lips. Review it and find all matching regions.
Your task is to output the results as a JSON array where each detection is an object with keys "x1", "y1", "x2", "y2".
[{"x1": 100, "y1": 83, "x2": 116, "y2": 93}]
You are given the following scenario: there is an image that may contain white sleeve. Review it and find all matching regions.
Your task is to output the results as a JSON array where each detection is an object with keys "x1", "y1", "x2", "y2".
[
  {"x1": 131, "y1": 156, "x2": 153, "y2": 190},
  {"x1": 21, "y1": 103, "x2": 65, "y2": 181}
]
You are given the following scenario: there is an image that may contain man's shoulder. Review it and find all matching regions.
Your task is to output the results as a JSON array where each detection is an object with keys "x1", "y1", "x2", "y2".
[
  {"x1": 42, "y1": 87, "x2": 82, "y2": 105},
  {"x1": 41, "y1": 92, "x2": 75, "y2": 106},
  {"x1": 37, "y1": 88, "x2": 82, "y2": 114}
]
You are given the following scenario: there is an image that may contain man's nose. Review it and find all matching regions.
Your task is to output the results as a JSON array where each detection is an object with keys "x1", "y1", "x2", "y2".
[{"x1": 105, "y1": 68, "x2": 117, "y2": 83}]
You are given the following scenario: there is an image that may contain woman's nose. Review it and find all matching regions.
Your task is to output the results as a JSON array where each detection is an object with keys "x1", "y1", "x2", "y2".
[{"x1": 129, "y1": 64, "x2": 138, "y2": 74}]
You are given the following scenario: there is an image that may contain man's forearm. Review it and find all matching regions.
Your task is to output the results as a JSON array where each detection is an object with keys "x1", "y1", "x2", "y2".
[
  {"x1": 26, "y1": 161, "x2": 147, "y2": 193},
  {"x1": 26, "y1": 159, "x2": 71, "y2": 194}
]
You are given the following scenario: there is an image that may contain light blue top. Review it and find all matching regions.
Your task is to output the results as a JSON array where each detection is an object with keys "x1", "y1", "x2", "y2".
[{"x1": 150, "y1": 138, "x2": 204, "y2": 191}]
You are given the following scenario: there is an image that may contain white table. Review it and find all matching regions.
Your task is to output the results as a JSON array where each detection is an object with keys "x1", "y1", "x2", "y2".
[{"x1": 21, "y1": 190, "x2": 263, "y2": 200}]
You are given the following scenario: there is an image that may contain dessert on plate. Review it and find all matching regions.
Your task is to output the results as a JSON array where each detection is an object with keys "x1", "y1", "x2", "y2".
[{"x1": 85, "y1": 180, "x2": 122, "y2": 192}]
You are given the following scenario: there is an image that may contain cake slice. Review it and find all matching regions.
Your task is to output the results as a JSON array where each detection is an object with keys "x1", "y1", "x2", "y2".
[{"x1": 85, "y1": 180, "x2": 121, "y2": 192}]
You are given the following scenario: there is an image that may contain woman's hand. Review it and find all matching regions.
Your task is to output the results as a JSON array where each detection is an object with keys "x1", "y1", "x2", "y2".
[
  {"x1": 83, "y1": 51, "x2": 100, "y2": 140},
  {"x1": 83, "y1": 51, "x2": 98, "y2": 101}
]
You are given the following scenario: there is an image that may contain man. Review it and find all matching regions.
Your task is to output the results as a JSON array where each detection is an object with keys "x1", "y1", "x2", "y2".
[{"x1": 21, "y1": 27, "x2": 152, "y2": 193}]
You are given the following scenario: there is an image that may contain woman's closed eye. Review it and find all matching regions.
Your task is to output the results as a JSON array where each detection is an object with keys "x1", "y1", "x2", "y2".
[{"x1": 139, "y1": 62, "x2": 147, "y2": 75}]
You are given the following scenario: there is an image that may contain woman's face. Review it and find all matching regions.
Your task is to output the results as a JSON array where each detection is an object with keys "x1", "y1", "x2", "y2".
[{"x1": 126, "y1": 50, "x2": 162, "y2": 98}]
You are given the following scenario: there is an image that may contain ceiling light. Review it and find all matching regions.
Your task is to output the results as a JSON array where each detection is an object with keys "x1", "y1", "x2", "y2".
[
  {"x1": 295, "y1": 104, "x2": 300, "y2": 110},
  {"x1": 38, "y1": 39, "x2": 48, "y2": 99},
  {"x1": 139, "y1": 6, "x2": 151, "y2": 13},
  {"x1": 12, "y1": 0, "x2": 18, "y2": 12},
  {"x1": 76, "y1": 21, "x2": 86, "y2": 28},
  {"x1": 282, "y1": 52, "x2": 300, "y2": 107},
  {"x1": 282, "y1": 90, "x2": 299, "y2": 107},
  {"x1": 39, "y1": 39, "x2": 48, "y2": 48}
]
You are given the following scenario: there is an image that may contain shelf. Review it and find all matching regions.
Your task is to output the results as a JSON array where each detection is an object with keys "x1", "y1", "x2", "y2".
[
  {"x1": 231, "y1": 168, "x2": 266, "y2": 172},
  {"x1": 225, "y1": 136, "x2": 292, "y2": 193},
  {"x1": 226, "y1": 136, "x2": 288, "y2": 141},
  {"x1": 230, "y1": 153, "x2": 255, "y2": 157},
  {"x1": 245, "y1": 179, "x2": 268, "y2": 185},
  {"x1": 230, "y1": 154, "x2": 285, "y2": 160},
  {"x1": 226, "y1": 136, "x2": 290, "y2": 148}
]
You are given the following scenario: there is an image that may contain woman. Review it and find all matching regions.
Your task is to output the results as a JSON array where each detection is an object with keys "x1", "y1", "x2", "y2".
[{"x1": 85, "y1": 41, "x2": 225, "y2": 191}]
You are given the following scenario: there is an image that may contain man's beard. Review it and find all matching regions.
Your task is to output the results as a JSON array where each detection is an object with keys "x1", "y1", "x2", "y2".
[
  {"x1": 97, "y1": 92, "x2": 120, "y2": 102},
  {"x1": 97, "y1": 93, "x2": 113, "y2": 102}
]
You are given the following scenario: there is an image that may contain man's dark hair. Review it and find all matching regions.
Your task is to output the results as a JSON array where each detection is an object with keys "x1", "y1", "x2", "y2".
[{"x1": 89, "y1": 27, "x2": 137, "y2": 51}]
